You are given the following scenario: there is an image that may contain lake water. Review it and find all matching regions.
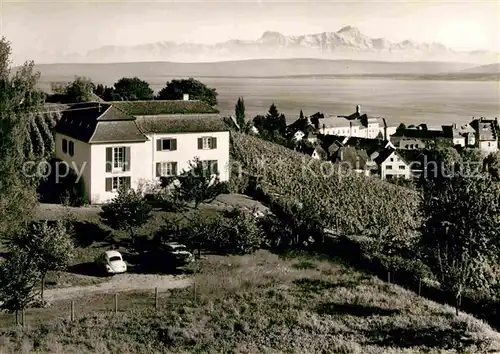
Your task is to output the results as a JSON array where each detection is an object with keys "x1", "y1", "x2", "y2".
[
  {"x1": 192, "y1": 78, "x2": 500, "y2": 127},
  {"x1": 39, "y1": 76, "x2": 500, "y2": 127}
]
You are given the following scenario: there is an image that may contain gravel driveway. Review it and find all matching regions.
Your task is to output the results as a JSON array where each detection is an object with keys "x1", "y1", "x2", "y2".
[{"x1": 44, "y1": 273, "x2": 192, "y2": 302}]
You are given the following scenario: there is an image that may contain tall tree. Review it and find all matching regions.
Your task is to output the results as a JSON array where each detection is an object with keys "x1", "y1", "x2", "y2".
[
  {"x1": 156, "y1": 78, "x2": 218, "y2": 106},
  {"x1": 0, "y1": 37, "x2": 45, "y2": 239},
  {"x1": 0, "y1": 246, "x2": 40, "y2": 323},
  {"x1": 485, "y1": 151, "x2": 500, "y2": 180},
  {"x1": 113, "y1": 77, "x2": 154, "y2": 101},
  {"x1": 299, "y1": 110, "x2": 304, "y2": 119},
  {"x1": 235, "y1": 97, "x2": 246, "y2": 128},
  {"x1": 252, "y1": 103, "x2": 287, "y2": 142},
  {"x1": 420, "y1": 175, "x2": 500, "y2": 315},
  {"x1": 11, "y1": 220, "x2": 74, "y2": 302}
]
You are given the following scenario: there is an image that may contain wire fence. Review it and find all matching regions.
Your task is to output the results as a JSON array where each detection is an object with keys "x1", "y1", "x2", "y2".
[{"x1": 0, "y1": 286, "x2": 196, "y2": 330}]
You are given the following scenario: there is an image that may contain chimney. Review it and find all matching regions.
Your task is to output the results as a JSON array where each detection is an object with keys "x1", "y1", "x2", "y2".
[
  {"x1": 183, "y1": 93, "x2": 189, "y2": 101},
  {"x1": 356, "y1": 105, "x2": 360, "y2": 114}
]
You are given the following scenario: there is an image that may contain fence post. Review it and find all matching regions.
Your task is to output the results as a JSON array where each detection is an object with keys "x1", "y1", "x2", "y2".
[
  {"x1": 418, "y1": 278, "x2": 422, "y2": 296},
  {"x1": 70, "y1": 300, "x2": 75, "y2": 322},
  {"x1": 21, "y1": 309, "x2": 25, "y2": 328},
  {"x1": 387, "y1": 271, "x2": 391, "y2": 284},
  {"x1": 155, "y1": 287, "x2": 158, "y2": 310},
  {"x1": 114, "y1": 293, "x2": 118, "y2": 314}
]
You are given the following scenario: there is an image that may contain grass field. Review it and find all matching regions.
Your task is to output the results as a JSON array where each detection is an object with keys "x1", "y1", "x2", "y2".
[{"x1": 0, "y1": 250, "x2": 499, "y2": 353}]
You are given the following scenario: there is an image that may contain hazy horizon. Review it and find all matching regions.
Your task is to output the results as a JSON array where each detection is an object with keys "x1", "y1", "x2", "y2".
[{"x1": 1, "y1": 0, "x2": 499, "y2": 65}]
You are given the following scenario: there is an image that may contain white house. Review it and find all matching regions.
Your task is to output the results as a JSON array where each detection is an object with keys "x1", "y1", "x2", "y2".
[
  {"x1": 54, "y1": 100, "x2": 230, "y2": 204},
  {"x1": 470, "y1": 117, "x2": 498, "y2": 153},
  {"x1": 372, "y1": 149, "x2": 412, "y2": 180}
]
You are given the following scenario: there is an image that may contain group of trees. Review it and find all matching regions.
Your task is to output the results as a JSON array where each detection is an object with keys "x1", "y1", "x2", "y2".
[
  {"x1": 48, "y1": 76, "x2": 219, "y2": 106},
  {"x1": 0, "y1": 220, "x2": 74, "y2": 321}
]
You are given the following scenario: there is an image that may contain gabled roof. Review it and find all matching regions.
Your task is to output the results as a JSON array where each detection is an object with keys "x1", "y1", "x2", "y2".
[
  {"x1": 332, "y1": 146, "x2": 371, "y2": 170},
  {"x1": 391, "y1": 127, "x2": 446, "y2": 140},
  {"x1": 109, "y1": 100, "x2": 219, "y2": 116},
  {"x1": 372, "y1": 147, "x2": 397, "y2": 165},
  {"x1": 302, "y1": 145, "x2": 328, "y2": 159},
  {"x1": 135, "y1": 114, "x2": 228, "y2": 134},
  {"x1": 470, "y1": 118, "x2": 497, "y2": 141},
  {"x1": 55, "y1": 102, "x2": 149, "y2": 143}
]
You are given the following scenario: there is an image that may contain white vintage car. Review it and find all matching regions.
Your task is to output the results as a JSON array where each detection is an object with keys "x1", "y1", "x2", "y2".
[{"x1": 96, "y1": 250, "x2": 127, "y2": 275}]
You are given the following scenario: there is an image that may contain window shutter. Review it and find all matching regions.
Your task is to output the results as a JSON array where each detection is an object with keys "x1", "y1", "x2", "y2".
[
  {"x1": 171, "y1": 139, "x2": 177, "y2": 151},
  {"x1": 124, "y1": 147, "x2": 131, "y2": 171},
  {"x1": 156, "y1": 162, "x2": 161, "y2": 177},
  {"x1": 105, "y1": 178, "x2": 112, "y2": 192},
  {"x1": 106, "y1": 147, "x2": 112, "y2": 172},
  {"x1": 157, "y1": 139, "x2": 162, "y2": 151},
  {"x1": 211, "y1": 137, "x2": 217, "y2": 149},
  {"x1": 172, "y1": 162, "x2": 178, "y2": 176},
  {"x1": 213, "y1": 161, "x2": 218, "y2": 174},
  {"x1": 198, "y1": 138, "x2": 203, "y2": 150}
]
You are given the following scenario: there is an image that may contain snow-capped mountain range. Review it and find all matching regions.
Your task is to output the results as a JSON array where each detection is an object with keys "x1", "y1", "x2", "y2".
[{"x1": 32, "y1": 26, "x2": 500, "y2": 64}]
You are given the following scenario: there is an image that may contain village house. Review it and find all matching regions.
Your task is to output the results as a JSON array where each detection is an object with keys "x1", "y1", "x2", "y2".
[
  {"x1": 469, "y1": 117, "x2": 498, "y2": 153},
  {"x1": 372, "y1": 148, "x2": 413, "y2": 180},
  {"x1": 309, "y1": 105, "x2": 397, "y2": 140},
  {"x1": 54, "y1": 98, "x2": 230, "y2": 204}
]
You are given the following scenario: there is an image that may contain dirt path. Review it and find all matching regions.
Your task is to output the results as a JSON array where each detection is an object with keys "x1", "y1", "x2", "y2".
[{"x1": 44, "y1": 273, "x2": 192, "y2": 302}]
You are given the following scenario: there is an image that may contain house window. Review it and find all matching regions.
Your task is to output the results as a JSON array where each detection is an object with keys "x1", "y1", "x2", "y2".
[
  {"x1": 156, "y1": 161, "x2": 178, "y2": 177},
  {"x1": 105, "y1": 176, "x2": 131, "y2": 192},
  {"x1": 113, "y1": 147, "x2": 126, "y2": 169},
  {"x1": 386, "y1": 165, "x2": 393, "y2": 170},
  {"x1": 68, "y1": 141, "x2": 74, "y2": 157},
  {"x1": 390, "y1": 158, "x2": 394, "y2": 162},
  {"x1": 201, "y1": 160, "x2": 219, "y2": 175},
  {"x1": 489, "y1": 142, "x2": 492, "y2": 147},
  {"x1": 198, "y1": 137, "x2": 217, "y2": 150},
  {"x1": 158, "y1": 138, "x2": 177, "y2": 151},
  {"x1": 399, "y1": 165, "x2": 406, "y2": 170},
  {"x1": 62, "y1": 139, "x2": 68, "y2": 153}
]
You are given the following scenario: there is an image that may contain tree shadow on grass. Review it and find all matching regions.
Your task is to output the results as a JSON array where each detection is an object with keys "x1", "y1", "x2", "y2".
[
  {"x1": 363, "y1": 321, "x2": 489, "y2": 351},
  {"x1": 67, "y1": 262, "x2": 108, "y2": 277},
  {"x1": 71, "y1": 221, "x2": 113, "y2": 247},
  {"x1": 316, "y1": 302, "x2": 401, "y2": 317}
]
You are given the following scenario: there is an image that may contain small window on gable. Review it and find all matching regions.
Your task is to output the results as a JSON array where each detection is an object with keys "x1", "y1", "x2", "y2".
[{"x1": 62, "y1": 139, "x2": 68, "y2": 153}]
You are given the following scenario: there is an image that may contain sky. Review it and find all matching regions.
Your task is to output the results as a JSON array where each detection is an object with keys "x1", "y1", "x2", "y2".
[{"x1": 1, "y1": 0, "x2": 499, "y2": 63}]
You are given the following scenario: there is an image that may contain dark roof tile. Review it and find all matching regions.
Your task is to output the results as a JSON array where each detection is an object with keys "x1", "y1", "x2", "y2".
[
  {"x1": 110, "y1": 100, "x2": 219, "y2": 116},
  {"x1": 135, "y1": 114, "x2": 228, "y2": 134}
]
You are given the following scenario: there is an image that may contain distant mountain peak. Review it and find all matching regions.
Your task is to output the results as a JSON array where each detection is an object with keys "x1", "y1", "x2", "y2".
[
  {"x1": 337, "y1": 25, "x2": 362, "y2": 35},
  {"x1": 65, "y1": 25, "x2": 498, "y2": 65}
]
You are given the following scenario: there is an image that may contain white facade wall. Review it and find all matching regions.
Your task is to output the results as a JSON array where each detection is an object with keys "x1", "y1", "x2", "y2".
[
  {"x1": 54, "y1": 133, "x2": 92, "y2": 202},
  {"x1": 478, "y1": 140, "x2": 498, "y2": 154},
  {"x1": 150, "y1": 131, "x2": 230, "y2": 182},
  {"x1": 90, "y1": 141, "x2": 151, "y2": 204},
  {"x1": 322, "y1": 124, "x2": 384, "y2": 139},
  {"x1": 88, "y1": 131, "x2": 230, "y2": 204},
  {"x1": 380, "y1": 152, "x2": 411, "y2": 180}
]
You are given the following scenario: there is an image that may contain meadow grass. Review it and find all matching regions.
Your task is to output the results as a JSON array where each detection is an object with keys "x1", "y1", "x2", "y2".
[{"x1": 0, "y1": 250, "x2": 498, "y2": 353}]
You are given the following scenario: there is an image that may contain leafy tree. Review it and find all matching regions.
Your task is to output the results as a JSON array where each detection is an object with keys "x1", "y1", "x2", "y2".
[
  {"x1": 100, "y1": 185, "x2": 153, "y2": 241},
  {"x1": 235, "y1": 97, "x2": 246, "y2": 128},
  {"x1": 156, "y1": 78, "x2": 218, "y2": 106},
  {"x1": 484, "y1": 151, "x2": 500, "y2": 180},
  {"x1": 10, "y1": 220, "x2": 74, "y2": 302},
  {"x1": 113, "y1": 77, "x2": 154, "y2": 101},
  {"x1": 29, "y1": 117, "x2": 45, "y2": 158},
  {"x1": 166, "y1": 157, "x2": 226, "y2": 209},
  {"x1": 65, "y1": 76, "x2": 95, "y2": 102},
  {"x1": 0, "y1": 246, "x2": 40, "y2": 322},
  {"x1": 420, "y1": 175, "x2": 500, "y2": 315},
  {"x1": 458, "y1": 148, "x2": 484, "y2": 177},
  {"x1": 35, "y1": 114, "x2": 55, "y2": 158},
  {"x1": 252, "y1": 103, "x2": 287, "y2": 142},
  {"x1": 0, "y1": 37, "x2": 45, "y2": 239},
  {"x1": 421, "y1": 143, "x2": 461, "y2": 181}
]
